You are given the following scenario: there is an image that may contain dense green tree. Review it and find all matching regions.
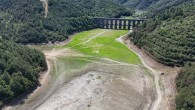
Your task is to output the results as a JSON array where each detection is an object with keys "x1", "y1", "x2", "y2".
[
  {"x1": 129, "y1": 5, "x2": 195, "y2": 66},
  {"x1": 0, "y1": 39, "x2": 47, "y2": 106},
  {"x1": 108, "y1": 0, "x2": 193, "y2": 10},
  {"x1": 176, "y1": 63, "x2": 195, "y2": 110},
  {"x1": 129, "y1": 3, "x2": 195, "y2": 109}
]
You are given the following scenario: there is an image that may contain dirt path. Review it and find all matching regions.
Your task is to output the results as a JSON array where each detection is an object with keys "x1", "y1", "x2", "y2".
[
  {"x1": 40, "y1": 0, "x2": 48, "y2": 18},
  {"x1": 117, "y1": 35, "x2": 162, "y2": 110},
  {"x1": 71, "y1": 30, "x2": 109, "y2": 48},
  {"x1": 29, "y1": 60, "x2": 51, "y2": 97}
]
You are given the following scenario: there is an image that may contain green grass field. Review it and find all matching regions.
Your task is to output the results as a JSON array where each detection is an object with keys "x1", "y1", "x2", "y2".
[{"x1": 58, "y1": 29, "x2": 141, "y2": 64}]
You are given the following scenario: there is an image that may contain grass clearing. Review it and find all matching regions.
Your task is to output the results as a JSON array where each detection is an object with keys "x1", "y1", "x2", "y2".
[
  {"x1": 65, "y1": 29, "x2": 107, "y2": 47},
  {"x1": 58, "y1": 29, "x2": 141, "y2": 64}
]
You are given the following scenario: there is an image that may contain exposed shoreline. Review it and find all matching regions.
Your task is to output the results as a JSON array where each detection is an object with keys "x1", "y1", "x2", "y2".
[{"x1": 121, "y1": 35, "x2": 180, "y2": 110}]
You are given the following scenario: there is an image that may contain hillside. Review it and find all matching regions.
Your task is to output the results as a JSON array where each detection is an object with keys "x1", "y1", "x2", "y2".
[
  {"x1": 0, "y1": 39, "x2": 47, "y2": 107},
  {"x1": 0, "y1": 0, "x2": 132, "y2": 44},
  {"x1": 130, "y1": 4, "x2": 195, "y2": 66},
  {"x1": 129, "y1": 3, "x2": 195, "y2": 110}
]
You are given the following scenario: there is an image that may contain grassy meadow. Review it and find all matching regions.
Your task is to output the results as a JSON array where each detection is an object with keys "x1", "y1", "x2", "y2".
[{"x1": 58, "y1": 29, "x2": 141, "y2": 64}]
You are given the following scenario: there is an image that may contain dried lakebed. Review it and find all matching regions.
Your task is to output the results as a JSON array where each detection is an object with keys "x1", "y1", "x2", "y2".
[
  {"x1": 37, "y1": 62, "x2": 156, "y2": 110},
  {"x1": 7, "y1": 29, "x2": 158, "y2": 110}
]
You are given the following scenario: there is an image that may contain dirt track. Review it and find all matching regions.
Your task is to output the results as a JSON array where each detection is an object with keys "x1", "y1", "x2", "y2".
[
  {"x1": 71, "y1": 30, "x2": 109, "y2": 48},
  {"x1": 40, "y1": 0, "x2": 48, "y2": 18},
  {"x1": 117, "y1": 35, "x2": 162, "y2": 110},
  {"x1": 122, "y1": 36, "x2": 179, "y2": 110}
]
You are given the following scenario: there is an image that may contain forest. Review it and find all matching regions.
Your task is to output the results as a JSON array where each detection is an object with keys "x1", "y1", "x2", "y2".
[
  {"x1": 0, "y1": 39, "x2": 47, "y2": 106},
  {"x1": 129, "y1": 1, "x2": 195, "y2": 109},
  {"x1": 109, "y1": 0, "x2": 191, "y2": 10},
  {"x1": 176, "y1": 63, "x2": 195, "y2": 110},
  {"x1": 0, "y1": 0, "x2": 133, "y2": 44},
  {"x1": 130, "y1": 4, "x2": 195, "y2": 66},
  {"x1": 108, "y1": 0, "x2": 159, "y2": 9}
]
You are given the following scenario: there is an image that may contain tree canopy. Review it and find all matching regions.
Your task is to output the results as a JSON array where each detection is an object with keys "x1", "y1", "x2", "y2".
[
  {"x1": 130, "y1": 4, "x2": 195, "y2": 66},
  {"x1": 176, "y1": 63, "x2": 195, "y2": 110},
  {"x1": 0, "y1": 39, "x2": 47, "y2": 106},
  {"x1": 129, "y1": 3, "x2": 195, "y2": 110}
]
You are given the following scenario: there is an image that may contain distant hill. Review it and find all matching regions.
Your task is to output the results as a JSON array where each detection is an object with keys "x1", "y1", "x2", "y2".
[
  {"x1": 108, "y1": 0, "x2": 159, "y2": 9},
  {"x1": 147, "y1": 0, "x2": 193, "y2": 15},
  {"x1": 110, "y1": 0, "x2": 192, "y2": 11},
  {"x1": 0, "y1": 0, "x2": 132, "y2": 44}
]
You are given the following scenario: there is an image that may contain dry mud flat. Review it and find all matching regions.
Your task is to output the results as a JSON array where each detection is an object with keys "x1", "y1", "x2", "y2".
[{"x1": 36, "y1": 62, "x2": 156, "y2": 110}]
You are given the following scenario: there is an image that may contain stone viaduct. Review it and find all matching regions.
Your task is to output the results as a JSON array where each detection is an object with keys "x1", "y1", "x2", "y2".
[{"x1": 93, "y1": 18, "x2": 145, "y2": 30}]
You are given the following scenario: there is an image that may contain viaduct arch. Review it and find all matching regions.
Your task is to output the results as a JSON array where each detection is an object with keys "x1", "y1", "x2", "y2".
[{"x1": 93, "y1": 18, "x2": 145, "y2": 30}]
